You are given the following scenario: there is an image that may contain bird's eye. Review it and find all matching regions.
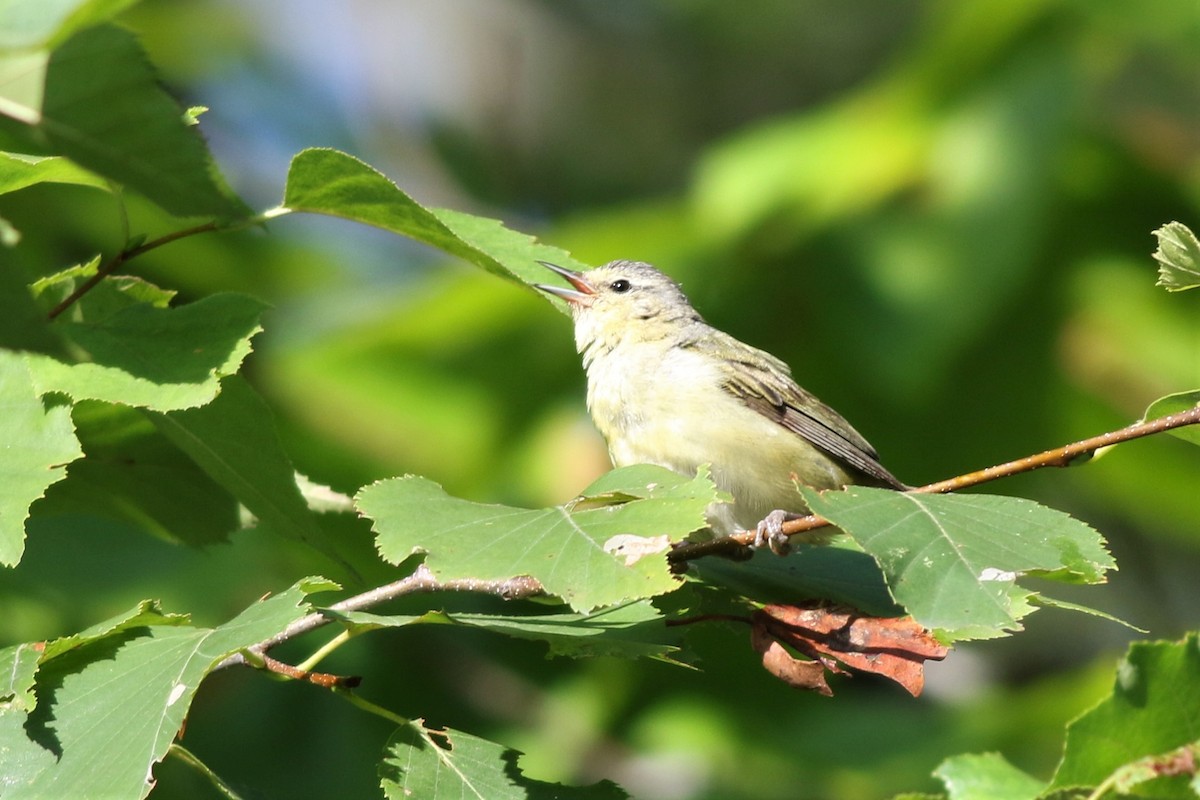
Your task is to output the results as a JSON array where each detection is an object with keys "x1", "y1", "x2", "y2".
[{"x1": 610, "y1": 279, "x2": 631, "y2": 293}]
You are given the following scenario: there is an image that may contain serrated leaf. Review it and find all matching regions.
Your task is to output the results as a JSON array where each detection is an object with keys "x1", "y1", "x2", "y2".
[
  {"x1": 2, "y1": 577, "x2": 335, "y2": 800},
  {"x1": 0, "y1": 643, "x2": 41, "y2": 713},
  {"x1": 1143, "y1": 390, "x2": 1200, "y2": 446},
  {"x1": 0, "y1": 350, "x2": 82, "y2": 566},
  {"x1": 358, "y1": 465, "x2": 715, "y2": 612},
  {"x1": 26, "y1": 292, "x2": 266, "y2": 411},
  {"x1": 800, "y1": 488, "x2": 1115, "y2": 637},
  {"x1": 379, "y1": 721, "x2": 627, "y2": 800},
  {"x1": 1049, "y1": 634, "x2": 1200, "y2": 793},
  {"x1": 336, "y1": 599, "x2": 680, "y2": 661},
  {"x1": 0, "y1": 24, "x2": 248, "y2": 219},
  {"x1": 1153, "y1": 221, "x2": 1200, "y2": 291},
  {"x1": 281, "y1": 148, "x2": 589, "y2": 299},
  {"x1": 933, "y1": 752, "x2": 1044, "y2": 800},
  {"x1": 147, "y1": 376, "x2": 357, "y2": 576}
]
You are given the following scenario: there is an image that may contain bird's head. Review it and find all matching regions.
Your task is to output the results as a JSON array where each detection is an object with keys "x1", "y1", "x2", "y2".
[{"x1": 535, "y1": 260, "x2": 700, "y2": 357}]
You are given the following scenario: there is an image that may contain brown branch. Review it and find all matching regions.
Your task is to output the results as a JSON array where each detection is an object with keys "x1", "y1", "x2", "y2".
[
  {"x1": 47, "y1": 221, "x2": 222, "y2": 319},
  {"x1": 214, "y1": 564, "x2": 544, "y2": 672},
  {"x1": 668, "y1": 404, "x2": 1200, "y2": 564}
]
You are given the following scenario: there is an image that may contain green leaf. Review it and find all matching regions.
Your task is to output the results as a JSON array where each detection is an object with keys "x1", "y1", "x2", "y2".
[
  {"x1": 0, "y1": 643, "x2": 41, "y2": 713},
  {"x1": 2, "y1": 577, "x2": 336, "y2": 800},
  {"x1": 1049, "y1": 634, "x2": 1200, "y2": 793},
  {"x1": 358, "y1": 465, "x2": 716, "y2": 612},
  {"x1": 147, "y1": 376, "x2": 357, "y2": 576},
  {"x1": 0, "y1": 350, "x2": 82, "y2": 566},
  {"x1": 800, "y1": 488, "x2": 1115, "y2": 638},
  {"x1": 932, "y1": 752, "x2": 1044, "y2": 800},
  {"x1": 1143, "y1": 390, "x2": 1200, "y2": 446},
  {"x1": 0, "y1": 24, "x2": 248, "y2": 219},
  {"x1": 692, "y1": 541, "x2": 901, "y2": 617},
  {"x1": 26, "y1": 291, "x2": 266, "y2": 411},
  {"x1": 0, "y1": 151, "x2": 107, "y2": 195},
  {"x1": 0, "y1": 0, "x2": 146, "y2": 51},
  {"x1": 379, "y1": 721, "x2": 627, "y2": 800},
  {"x1": 335, "y1": 599, "x2": 680, "y2": 661},
  {"x1": 281, "y1": 148, "x2": 589, "y2": 298},
  {"x1": 1153, "y1": 221, "x2": 1200, "y2": 291},
  {"x1": 37, "y1": 402, "x2": 240, "y2": 547}
]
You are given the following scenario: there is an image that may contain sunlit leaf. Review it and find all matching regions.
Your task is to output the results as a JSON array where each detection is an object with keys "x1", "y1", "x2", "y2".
[
  {"x1": 1, "y1": 577, "x2": 336, "y2": 800},
  {"x1": 26, "y1": 292, "x2": 266, "y2": 411},
  {"x1": 358, "y1": 465, "x2": 715, "y2": 612},
  {"x1": 281, "y1": 147, "x2": 589, "y2": 301},
  {"x1": 1049, "y1": 634, "x2": 1200, "y2": 793},
  {"x1": 801, "y1": 488, "x2": 1114, "y2": 638},
  {"x1": 380, "y1": 721, "x2": 627, "y2": 800},
  {"x1": 1152, "y1": 221, "x2": 1200, "y2": 291},
  {"x1": 932, "y1": 752, "x2": 1043, "y2": 800},
  {"x1": 0, "y1": 350, "x2": 82, "y2": 566}
]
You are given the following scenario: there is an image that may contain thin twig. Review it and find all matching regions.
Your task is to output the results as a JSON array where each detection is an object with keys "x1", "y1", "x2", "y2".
[
  {"x1": 668, "y1": 405, "x2": 1200, "y2": 563},
  {"x1": 45, "y1": 206, "x2": 291, "y2": 320},
  {"x1": 47, "y1": 221, "x2": 220, "y2": 319},
  {"x1": 214, "y1": 564, "x2": 544, "y2": 672}
]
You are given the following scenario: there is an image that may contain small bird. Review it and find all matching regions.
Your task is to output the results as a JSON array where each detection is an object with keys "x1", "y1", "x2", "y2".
[{"x1": 535, "y1": 260, "x2": 906, "y2": 553}]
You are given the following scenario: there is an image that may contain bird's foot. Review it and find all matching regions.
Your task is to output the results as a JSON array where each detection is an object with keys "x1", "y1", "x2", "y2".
[{"x1": 753, "y1": 509, "x2": 799, "y2": 556}]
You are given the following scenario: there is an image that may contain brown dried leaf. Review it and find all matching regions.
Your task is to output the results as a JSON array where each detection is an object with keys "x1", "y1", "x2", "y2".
[
  {"x1": 752, "y1": 603, "x2": 950, "y2": 697},
  {"x1": 752, "y1": 621, "x2": 832, "y2": 695}
]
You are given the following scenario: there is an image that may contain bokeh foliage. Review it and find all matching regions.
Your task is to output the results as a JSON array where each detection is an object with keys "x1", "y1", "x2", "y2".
[{"x1": 1, "y1": 1, "x2": 1197, "y2": 798}]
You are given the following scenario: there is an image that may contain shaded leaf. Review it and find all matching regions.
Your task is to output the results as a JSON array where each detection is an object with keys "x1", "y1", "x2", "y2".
[
  {"x1": 358, "y1": 465, "x2": 715, "y2": 612},
  {"x1": 0, "y1": 25, "x2": 248, "y2": 219},
  {"x1": 0, "y1": 350, "x2": 82, "y2": 566},
  {"x1": 1153, "y1": 221, "x2": 1200, "y2": 291},
  {"x1": 1143, "y1": 390, "x2": 1200, "y2": 446},
  {"x1": 692, "y1": 541, "x2": 901, "y2": 617},
  {"x1": 1049, "y1": 634, "x2": 1200, "y2": 793},
  {"x1": 380, "y1": 721, "x2": 627, "y2": 800},
  {"x1": 36, "y1": 402, "x2": 240, "y2": 547},
  {"x1": 2, "y1": 577, "x2": 336, "y2": 800},
  {"x1": 335, "y1": 599, "x2": 680, "y2": 661},
  {"x1": 148, "y1": 376, "x2": 356, "y2": 576},
  {"x1": 800, "y1": 488, "x2": 1114, "y2": 638},
  {"x1": 281, "y1": 148, "x2": 589, "y2": 298}
]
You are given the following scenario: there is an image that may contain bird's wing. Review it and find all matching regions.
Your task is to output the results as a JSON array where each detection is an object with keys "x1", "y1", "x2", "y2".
[{"x1": 694, "y1": 331, "x2": 906, "y2": 489}]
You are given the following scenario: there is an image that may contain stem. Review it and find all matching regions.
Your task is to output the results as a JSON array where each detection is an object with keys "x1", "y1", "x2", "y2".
[
  {"x1": 668, "y1": 405, "x2": 1200, "y2": 564},
  {"x1": 334, "y1": 688, "x2": 412, "y2": 727},
  {"x1": 295, "y1": 629, "x2": 353, "y2": 673},
  {"x1": 167, "y1": 743, "x2": 246, "y2": 800},
  {"x1": 214, "y1": 565, "x2": 544, "y2": 672},
  {"x1": 46, "y1": 206, "x2": 293, "y2": 320}
]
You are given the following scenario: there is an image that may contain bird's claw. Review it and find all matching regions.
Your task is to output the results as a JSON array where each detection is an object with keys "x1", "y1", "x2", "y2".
[{"x1": 753, "y1": 509, "x2": 795, "y2": 556}]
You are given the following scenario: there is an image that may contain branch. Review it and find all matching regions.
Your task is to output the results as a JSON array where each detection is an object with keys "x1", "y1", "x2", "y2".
[
  {"x1": 214, "y1": 564, "x2": 544, "y2": 672},
  {"x1": 668, "y1": 404, "x2": 1200, "y2": 563},
  {"x1": 46, "y1": 207, "x2": 291, "y2": 320}
]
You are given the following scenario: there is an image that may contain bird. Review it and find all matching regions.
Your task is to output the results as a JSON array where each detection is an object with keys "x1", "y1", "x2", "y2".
[{"x1": 535, "y1": 259, "x2": 906, "y2": 554}]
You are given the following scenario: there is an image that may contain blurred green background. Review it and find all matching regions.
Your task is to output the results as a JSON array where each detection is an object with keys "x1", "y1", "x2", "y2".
[{"x1": 2, "y1": 1, "x2": 1198, "y2": 798}]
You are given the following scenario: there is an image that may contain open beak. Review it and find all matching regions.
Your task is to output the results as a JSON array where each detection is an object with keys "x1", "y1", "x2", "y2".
[{"x1": 534, "y1": 261, "x2": 597, "y2": 307}]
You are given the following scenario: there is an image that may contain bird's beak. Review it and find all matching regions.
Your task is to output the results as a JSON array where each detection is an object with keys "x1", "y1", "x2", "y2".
[{"x1": 534, "y1": 261, "x2": 596, "y2": 308}]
